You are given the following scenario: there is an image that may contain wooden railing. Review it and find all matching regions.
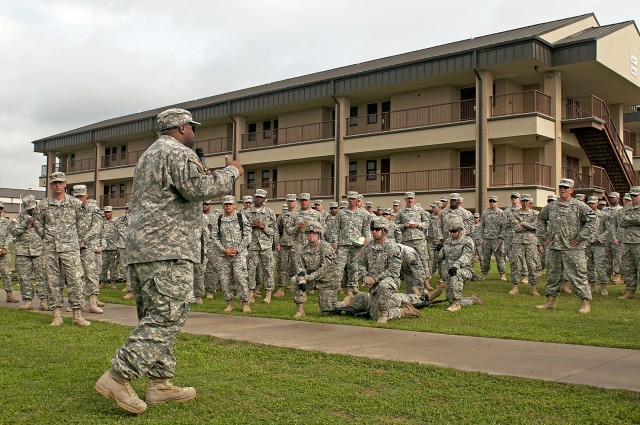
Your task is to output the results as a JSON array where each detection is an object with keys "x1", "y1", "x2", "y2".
[
  {"x1": 101, "y1": 150, "x2": 146, "y2": 169},
  {"x1": 240, "y1": 178, "x2": 334, "y2": 199},
  {"x1": 100, "y1": 193, "x2": 131, "y2": 208},
  {"x1": 241, "y1": 121, "x2": 334, "y2": 149},
  {"x1": 562, "y1": 166, "x2": 615, "y2": 194},
  {"x1": 346, "y1": 167, "x2": 476, "y2": 194},
  {"x1": 491, "y1": 90, "x2": 552, "y2": 117},
  {"x1": 194, "y1": 137, "x2": 232, "y2": 155},
  {"x1": 346, "y1": 100, "x2": 476, "y2": 136},
  {"x1": 53, "y1": 158, "x2": 96, "y2": 174},
  {"x1": 490, "y1": 163, "x2": 552, "y2": 187}
]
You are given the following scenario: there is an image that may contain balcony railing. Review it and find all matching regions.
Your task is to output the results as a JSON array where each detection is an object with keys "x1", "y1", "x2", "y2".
[
  {"x1": 40, "y1": 165, "x2": 47, "y2": 177},
  {"x1": 52, "y1": 158, "x2": 96, "y2": 174},
  {"x1": 346, "y1": 100, "x2": 476, "y2": 136},
  {"x1": 491, "y1": 90, "x2": 552, "y2": 117},
  {"x1": 623, "y1": 129, "x2": 632, "y2": 151},
  {"x1": 241, "y1": 121, "x2": 334, "y2": 150},
  {"x1": 490, "y1": 163, "x2": 552, "y2": 187},
  {"x1": 346, "y1": 167, "x2": 476, "y2": 194},
  {"x1": 101, "y1": 150, "x2": 145, "y2": 169},
  {"x1": 240, "y1": 178, "x2": 334, "y2": 199},
  {"x1": 562, "y1": 166, "x2": 615, "y2": 194},
  {"x1": 194, "y1": 137, "x2": 232, "y2": 155},
  {"x1": 100, "y1": 193, "x2": 131, "y2": 208}
]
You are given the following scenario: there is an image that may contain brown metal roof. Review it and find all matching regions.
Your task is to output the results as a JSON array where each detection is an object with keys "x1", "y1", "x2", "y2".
[{"x1": 554, "y1": 21, "x2": 637, "y2": 45}]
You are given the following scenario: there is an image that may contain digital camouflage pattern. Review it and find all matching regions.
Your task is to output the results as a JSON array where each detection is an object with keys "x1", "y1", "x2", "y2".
[
  {"x1": 359, "y1": 238, "x2": 402, "y2": 319},
  {"x1": 212, "y1": 212, "x2": 252, "y2": 302},
  {"x1": 397, "y1": 243, "x2": 426, "y2": 294},
  {"x1": 509, "y1": 208, "x2": 539, "y2": 284},
  {"x1": 293, "y1": 239, "x2": 337, "y2": 312},
  {"x1": 244, "y1": 204, "x2": 277, "y2": 291},
  {"x1": 10, "y1": 210, "x2": 45, "y2": 300},
  {"x1": 478, "y1": 207, "x2": 506, "y2": 274},
  {"x1": 438, "y1": 229, "x2": 474, "y2": 303},
  {"x1": 79, "y1": 204, "x2": 104, "y2": 296},
  {"x1": 617, "y1": 203, "x2": 640, "y2": 293},
  {"x1": 586, "y1": 209, "x2": 608, "y2": 285},
  {"x1": 334, "y1": 207, "x2": 371, "y2": 289}
]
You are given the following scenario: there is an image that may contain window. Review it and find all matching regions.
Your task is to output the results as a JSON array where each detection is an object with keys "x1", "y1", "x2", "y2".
[
  {"x1": 381, "y1": 101, "x2": 391, "y2": 130},
  {"x1": 349, "y1": 106, "x2": 358, "y2": 127},
  {"x1": 366, "y1": 160, "x2": 377, "y2": 181},
  {"x1": 261, "y1": 170, "x2": 270, "y2": 189},
  {"x1": 273, "y1": 120, "x2": 279, "y2": 144},
  {"x1": 263, "y1": 121, "x2": 271, "y2": 139},
  {"x1": 349, "y1": 161, "x2": 357, "y2": 182},
  {"x1": 248, "y1": 123, "x2": 257, "y2": 142},
  {"x1": 119, "y1": 184, "x2": 126, "y2": 198},
  {"x1": 247, "y1": 171, "x2": 255, "y2": 189},
  {"x1": 120, "y1": 145, "x2": 127, "y2": 160},
  {"x1": 103, "y1": 185, "x2": 111, "y2": 196},
  {"x1": 367, "y1": 103, "x2": 378, "y2": 124}
]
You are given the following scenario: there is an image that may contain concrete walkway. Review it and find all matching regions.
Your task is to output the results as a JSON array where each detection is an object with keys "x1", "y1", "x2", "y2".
[{"x1": 4, "y1": 299, "x2": 639, "y2": 393}]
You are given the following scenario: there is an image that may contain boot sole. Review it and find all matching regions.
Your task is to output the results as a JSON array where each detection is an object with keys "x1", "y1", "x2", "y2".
[
  {"x1": 94, "y1": 383, "x2": 146, "y2": 415},
  {"x1": 146, "y1": 393, "x2": 196, "y2": 405}
]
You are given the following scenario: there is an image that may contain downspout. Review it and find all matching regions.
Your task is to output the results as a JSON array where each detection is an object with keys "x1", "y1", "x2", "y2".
[
  {"x1": 331, "y1": 91, "x2": 340, "y2": 202},
  {"x1": 229, "y1": 113, "x2": 238, "y2": 197},
  {"x1": 474, "y1": 67, "x2": 484, "y2": 212}
]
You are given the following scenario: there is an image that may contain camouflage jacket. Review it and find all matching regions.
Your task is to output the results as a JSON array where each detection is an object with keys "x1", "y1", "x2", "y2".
[
  {"x1": 0, "y1": 217, "x2": 11, "y2": 250},
  {"x1": 603, "y1": 205, "x2": 623, "y2": 243},
  {"x1": 324, "y1": 214, "x2": 339, "y2": 244},
  {"x1": 212, "y1": 212, "x2": 252, "y2": 255},
  {"x1": 617, "y1": 204, "x2": 640, "y2": 244},
  {"x1": 79, "y1": 205, "x2": 105, "y2": 251},
  {"x1": 286, "y1": 208, "x2": 322, "y2": 246},
  {"x1": 295, "y1": 239, "x2": 335, "y2": 282},
  {"x1": 509, "y1": 208, "x2": 538, "y2": 245},
  {"x1": 34, "y1": 194, "x2": 86, "y2": 253},
  {"x1": 10, "y1": 211, "x2": 42, "y2": 256},
  {"x1": 439, "y1": 206, "x2": 473, "y2": 240},
  {"x1": 359, "y1": 238, "x2": 402, "y2": 288},
  {"x1": 125, "y1": 135, "x2": 237, "y2": 264},
  {"x1": 335, "y1": 207, "x2": 371, "y2": 247},
  {"x1": 103, "y1": 219, "x2": 119, "y2": 250},
  {"x1": 274, "y1": 211, "x2": 294, "y2": 247},
  {"x1": 536, "y1": 198, "x2": 597, "y2": 250},
  {"x1": 591, "y1": 209, "x2": 609, "y2": 245},
  {"x1": 478, "y1": 207, "x2": 504, "y2": 239},
  {"x1": 244, "y1": 205, "x2": 276, "y2": 250},
  {"x1": 439, "y1": 234, "x2": 474, "y2": 272},
  {"x1": 501, "y1": 205, "x2": 521, "y2": 240},
  {"x1": 116, "y1": 214, "x2": 128, "y2": 249},
  {"x1": 395, "y1": 206, "x2": 430, "y2": 242}
]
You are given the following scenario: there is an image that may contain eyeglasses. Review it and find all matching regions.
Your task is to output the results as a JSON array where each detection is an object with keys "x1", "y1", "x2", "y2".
[
  {"x1": 559, "y1": 186, "x2": 570, "y2": 189},
  {"x1": 449, "y1": 229, "x2": 460, "y2": 234},
  {"x1": 631, "y1": 194, "x2": 640, "y2": 197},
  {"x1": 510, "y1": 196, "x2": 519, "y2": 199},
  {"x1": 371, "y1": 228, "x2": 384, "y2": 232},
  {"x1": 203, "y1": 203, "x2": 210, "y2": 206},
  {"x1": 489, "y1": 200, "x2": 497, "y2": 203}
]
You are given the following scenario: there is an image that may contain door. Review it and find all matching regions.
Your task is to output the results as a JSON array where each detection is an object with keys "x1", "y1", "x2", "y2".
[
  {"x1": 380, "y1": 158, "x2": 390, "y2": 192},
  {"x1": 460, "y1": 87, "x2": 475, "y2": 120},
  {"x1": 460, "y1": 151, "x2": 475, "y2": 188}
]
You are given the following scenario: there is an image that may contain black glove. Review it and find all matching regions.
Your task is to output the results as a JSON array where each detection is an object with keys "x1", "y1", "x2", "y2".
[
  {"x1": 297, "y1": 272, "x2": 306, "y2": 277},
  {"x1": 448, "y1": 267, "x2": 457, "y2": 277},
  {"x1": 298, "y1": 283, "x2": 307, "y2": 292},
  {"x1": 436, "y1": 243, "x2": 443, "y2": 252}
]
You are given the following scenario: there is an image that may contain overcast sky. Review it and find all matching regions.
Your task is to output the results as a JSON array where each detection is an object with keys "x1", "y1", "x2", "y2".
[{"x1": 1, "y1": 0, "x2": 638, "y2": 190}]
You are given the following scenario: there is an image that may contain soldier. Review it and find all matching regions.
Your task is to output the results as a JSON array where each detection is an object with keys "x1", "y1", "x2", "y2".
[
  {"x1": 429, "y1": 201, "x2": 444, "y2": 283},
  {"x1": 382, "y1": 208, "x2": 401, "y2": 243},
  {"x1": 395, "y1": 192, "x2": 432, "y2": 294},
  {"x1": 117, "y1": 204, "x2": 132, "y2": 300},
  {"x1": 242, "y1": 195, "x2": 253, "y2": 212},
  {"x1": 314, "y1": 199, "x2": 330, "y2": 224},
  {"x1": 203, "y1": 202, "x2": 220, "y2": 298},
  {"x1": 324, "y1": 201, "x2": 340, "y2": 244},
  {"x1": 85, "y1": 199, "x2": 107, "y2": 309},
  {"x1": 440, "y1": 196, "x2": 449, "y2": 210},
  {"x1": 213, "y1": 195, "x2": 252, "y2": 313},
  {"x1": 0, "y1": 202, "x2": 16, "y2": 303},
  {"x1": 291, "y1": 221, "x2": 337, "y2": 318},
  {"x1": 603, "y1": 191, "x2": 623, "y2": 283},
  {"x1": 391, "y1": 199, "x2": 402, "y2": 215},
  {"x1": 536, "y1": 178, "x2": 596, "y2": 313},
  {"x1": 333, "y1": 191, "x2": 371, "y2": 297},
  {"x1": 439, "y1": 193, "x2": 474, "y2": 242},
  {"x1": 192, "y1": 204, "x2": 210, "y2": 305},
  {"x1": 478, "y1": 195, "x2": 506, "y2": 280},
  {"x1": 33, "y1": 172, "x2": 89, "y2": 326},
  {"x1": 100, "y1": 206, "x2": 119, "y2": 288},
  {"x1": 472, "y1": 212, "x2": 481, "y2": 261},
  {"x1": 10, "y1": 195, "x2": 46, "y2": 310},
  {"x1": 365, "y1": 201, "x2": 375, "y2": 216},
  {"x1": 507, "y1": 194, "x2": 540, "y2": 296},
  {"x1": 617, "y1": 186, "x2": 640, "y2": 300},
  {"x1": 244, "y1": 189, "x2": 277, "y2": 303},
  {"x1": 286, "y1": 192, "x2": 322, "y2": 255},
  {"x1": 273, "y1": 195, "x2": 296, "y2": 297},
  {"x1": 585, "y1": 196, "x2": 609, "y2": 296},
  {"x1": 359, "y1": 217, "x2": 405, "y2": 324},
  {"x1": 502, "y1": 192, "x2": 522, "y2": 281}
]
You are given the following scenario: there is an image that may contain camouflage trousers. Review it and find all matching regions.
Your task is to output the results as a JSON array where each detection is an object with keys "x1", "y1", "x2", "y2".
[
  {"x1": 335, "y1": 245, "x2": 364, "y2": 289},
  {"x1": 504, "y1": 237, "x2": 526, "y2": 275},
  {"x1": 511, "y1": 243, "x2": 538, "y2": 284},
  {"x1": 605, "y1": 242, "x2": 622, "y2": 277},
  {"x1": 218, "y1": 253, "x2": 249, "y2": 302},
  {"x1": 204, "y1": 251, "x2": 219, "y2": 293},
  {"x1": 586, "y1": 243, "x2": 607, "y2": 285},
  {"x1": 403, "y1": 238, "x2": 432, "y2": 277},
  {"x1": 430, "y1": 244, "x2": 444, "y2": 279},
  {"x1": 44, "y1": 249, "x2": 85, "y2": 309},
  {"x1": 481, "y1": 238, "x2": 506, "y2": 274},
  {"x1": 445, "y1": 267, "x2": 473, "y2": 302},
  {"x1": 369, "y1": 278, "x2": 399, "y2": 321},
  {"x1": 247, "y1": 249, "x2": 274, "y2": 291},
  {"x1": 0, "y1": 253, "x2": 12, "y2": 292},
  {"x1": 400, "y1": 250, "x2": 426, "y2": 294},
  {"x1": 276, "y1": 246, "x2": 293, "y2": 287},
  {"x1": 111, "y1": 259, "x2": 193, "y2": 380},
  {"x1": 101, "y1": 250, "x2": 118, "y2": 282},
  {"x1": 118, "y1": 248, "x2": 131, "y2": 290},
  {"x1": 193, "y1": 257, "x2": 206, "y2": 298},
  {"x1": 351, "y1": 292, "x2": 421, "y2": 320},
  {"x1": 15, "y1": 255, "x2": 46, "y2": 300},
  {"x1": 292, "y1": 275, "x2": 338, "y2": 313},
  {"x1": 544, "y1": 249, "x2": 591, "y2": 300},
  {"x1": 621, "y1": 243, "x2": 640, "y2": 293},
  {"x1": 80, "y1": 248, "x2": 101, "y2": 296}
]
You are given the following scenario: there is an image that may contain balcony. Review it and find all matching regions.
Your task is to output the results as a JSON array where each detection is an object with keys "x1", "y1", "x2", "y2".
[
  {"x1": 194, "y1": 137, "x2": 232, "y2": 155},
  {"x1": 52, "y1": 158, "x2": 96, "y2": 174},
  {"x1": 346, "y1": 167, "x2": 476, "y2": 194},
  {"x1": 346, "y1": 100, "x2": 476, "y2": 136},
  {"x1": 240, "y1": 178, "x2": 334, "y2": 199},
  {"x1": 101, "y1": 150, "x2": 145, "y2": 169},
  {"x1": 241, "y1": 121, "x2": 334, "y2": 150},
  {"x1": 491, "y1": 90, "x2": 552, "y2": 117},
  {"x1": 100, "y1": 193, "x2": 131, "y2": 208},
  {"x1": 490, "y1": 163, "x2": 552, "y2": 187},
  {"x1": 562, "y1": 166, "x2": 615, "y2": 194}
]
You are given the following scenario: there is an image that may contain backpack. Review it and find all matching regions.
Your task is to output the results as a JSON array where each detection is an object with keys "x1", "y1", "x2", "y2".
[{"x1": 218, "y1": 212, "x2": 244, "y2": 238}]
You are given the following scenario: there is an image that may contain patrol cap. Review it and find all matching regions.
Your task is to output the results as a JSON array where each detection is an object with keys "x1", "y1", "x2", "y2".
[
  {"x1": 347, "y1": 191, "x2": 358, "y2": 199},
  {"x1": 547, "y1": 194, "x2": 557, "y2": 202},
  {"x1": 286, "y1": 194, "x2": 297, "y2": 201},
  {"x1": 440, "y1": 196, "x2": 449, "y2": 202},
  {"x1": 22, "y1": 195, "x2": 37, "y2": 210},
  {"x1": 72, "y1": 184, "x2": 87, "y2": 197},
  {"x1": 299, "y1": 193, "x2": 311, "y2": 200},
  {"x1": 447, "y1": 216, "x2": 464, "y2": 231},
  {"x1": 404, "y1": 192, "x2": 415, "y2": 198},
  {"x1": 222, "y1": 195, "x2": 236, "y2": 204},
  {"x1": 607, "y1": 191, "x2": 620, "y2": 199},
  {"x1": 157, "y1": 108, "x2": 201, "y2": 131},
  {"x1": 242, "y1": 195, "x2": 253, "y2": 203},
  {"x1": 103, "y1": 206, "x2": 113, "y2": 212},
  {"x1": 521, "y1": 194, "x2": 533, "y2": 202},
  {"x1": 449, "y1": 192, "x2": 461, "y2": 201},
  {"x1": 587, "y1": 196, "x2": 599, "y2": 204},
  {"x1": 339, "y1": 200, "x2": 348, "y2": 208},
  {"x1": 473, "y1": 212, "x2": 480, "y2": 218},
  {"x1": 383, "y1": 208, "x2": 393, "y2": 215},
  {"x1": 629, "y1": 186, "x2": 640, "y2": 196},
  {"x1": 357, "y1": 194, "x2": 364, "y2": 201},
  {"x1": 365, "y1": 201, "x2": 373, "y2": 207},
  {"x1": 370, "y1": 216, "x2": 389, "y2": 231},
  {"x1": 214, "y1": 208, "x2": 222, "y2": 214},
  {"x1": 575, "y1": 194, "x2": 586, "y2": 201},
  {"x1": 329, "y1": 202, "x2": 339, "y2": 208},
  {"x1": 430, "y1": 201, "x2": 442, "y2": 208},
  {"x1": 255, "y1": 189, "x2": 267, "y2": 198},
  {"x1": 124, "y1": 203, "x2": 130, "y2": 209},
  {"x1": 392, "y1": 199, "x2": 401, "y2": 206},
  {"x1": 510, "y1": 192, "x2": 521, "y2": 199},
  {"x1": 281, "y1": 205, "x2": 288, "y2": 211},
  {"x1": 489, "y1": 195, "x2": 498, "y2": 202},
  {"x1": 598, "y1": 199, "x2": 607, "y2": 205},
  {"x1": 457, "y1": 197, "x2": 463, "y2": 203},
  {"x1": 558, "y1": 178, "x2": 574, "y2": 188},
  {"x1": 50, "y1": 172, "x2": 66, "y2": 183},
  {"x1": 624, "y1": 193, "x2": 632, "y2": 201},
  {"x1": 305, "y1": 221, "x2": 324, "y2": 235},
  {"x1": 314, "y1": 199, "x2": 323, "y2": 205}
]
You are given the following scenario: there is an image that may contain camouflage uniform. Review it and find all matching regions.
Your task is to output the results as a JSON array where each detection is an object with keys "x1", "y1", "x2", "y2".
[
  {"x1": 439, "y1": 206, "x2": 474, "y2": 240},
  {"x1": 286, "y1": 207, "x2": 322, "y2": 249},
  {"x1": 395, "y1": 205, "x2": 432, "y2": 278},
  {"x1": 586, "y1": 208, "x2": 609, "y2": 287},
  {"x1": 274, "y1": 210, "x2": 294, "y2": 287},
  {"x1": 80, "y1": 203, "x2": 105, "y2": 296},
  {"x1": 334, "y1": 207, "x2": 371, "y2": 290},
  {"x1": 618, "y1": 203, "x2": 640, "y2": 294},
  {"x1": 244, "y1": 204, "x2": 277, "y2": 292},
  {"x1": 397, "y1": 243, "x2": 426, "y2": 294},
  {"x1": 536, "y1": 198, "x2": 596, "y2": 300},
  {"x1": 212, "y1": 212, "x2": 252, "y2": 302},
  {"x1": 33, "y1": 194, "x2": 87, "y2": 310},
  {"x1": 293, "y1": 238, "x2": 337, "y2": 314},
  {"x1": 603, "y1": 205, "x2": 623, "y2": 278},
  {"x1": 116, "y1": 213, "x2": 130, "y2": 288},
  {"x1": 111, "y1": 130, "x2": 238, "y2": 381},
  {"x1": 193, "y1": 213, "x2": 209, "y2": 299},
  {"x1": 478, "y1": 207, "x2": 506, "y2": 274},
  {"x1": 101, "y1": 217, "x2": 119, "y2": 283},
  {"x1": 0, "y1": 215, "x2": 13, "y2": 294},
  {"x1": 502, "y1": 205, "x2": 522, "y2": 275},
  {"x1": 324, "y1": 213, "x2": 339, "y2": 245},
  {"x1": 437, "y1": 229, "x2": 474, "y2": 303},
  {"x1": 10, "y1": 210, "x2": 45, "y2": 301},
  {"x1": 359, "y1": 237, "x2": 402, "y2": 321},
  {"x1": 203, "y1": 211, "x2": 220, "y2": 294},
  {"x1": 509, "y1": 208, "x2": 539, "y2": 284},
  {"x1": 350, "y1": 291, "x2": 422, "y2": 320}
]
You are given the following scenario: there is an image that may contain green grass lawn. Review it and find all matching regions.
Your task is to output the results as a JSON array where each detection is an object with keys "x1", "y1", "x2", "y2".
[{"x1": 1, "y1": 308, "x2": 639, "y2": 424}]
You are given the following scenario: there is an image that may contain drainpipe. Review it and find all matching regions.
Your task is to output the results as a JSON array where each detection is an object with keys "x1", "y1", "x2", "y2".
[
  {"x1": 474, "y1": 68, "x2": 484, "y2": 212},
  {"x1": 229, "y1": 115, "x2": 237, "y2": 161},
  {"x1": 331, "y1": 93, "x2": 340, "y2": 202}
]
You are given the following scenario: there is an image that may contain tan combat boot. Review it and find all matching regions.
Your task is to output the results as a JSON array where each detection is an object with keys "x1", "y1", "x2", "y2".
[
  {"x1": 500, "y1": 273, "x2": 507, "y2": 281},
  {"x1": 122, "y1": 292, "x2": 134, "y2": 301},
  {"x1": 195, "y1": 297, "x2": 203, "y2": 305},
  {"x1": 18, "y1": 299, "x2": 33, "y2": 310},
  {"x1": 446, "y1": 301, "x2": 461, "y2": 312},
  {"x1": 242, "y1": 301, "x2": 251, "y2": 313},
  {"x1": 253, "y1": 288, "x2": 262, "y2": 298},
  {"x1": 50, "y1": 307, "x2": 63, "y2": 326},
  {"x1": 521, "y1": 276, "x2": 529, "y2": 284},
  {"x1": 562, "y1": 282, "x2": 572, "y2": 294},
  {"x1": 145, "y1": 379, "x2": 196, "y2": 405},
  {"x1": 424, "y1": 278, "x2": 434, "y2": 291},
  {"x1": 426, "y1": 287, "x2": 443, "y2": 301},
  {"x1": 72, "y1": 309, "x2": 91, "y2": 327},
  {"x1": 39, "y1": 298, "x2": 48, "y2": 311},
  {"x1": 470, "y1": 294, "x2": 484, "y2": 305},
  {"x1": 536, "y1": 296, "x2": 556, "y2": 310},
  {"x1": 578, "y1": 299, "x2": 591, "y2": 314},
  {"x1": 248, "y1": 290, "x2": 255, "y2": 304},
  {"x1": 377, "y1": 310, "x2": 389, "y2": 324},
  {"x1": 530, "y1": 285, "x2": 540, "y2": 297},
  {"x1": 274, "y1": 286, "x2": 285, "y2": 298},
  {"x1": 411, "y1": 286, "x2": 422, "y2": 297},
  {"x1": 344, "y1": 288, "x2": 354, "y2": 298},
  {"x1": 206, "y1": 292, "x2": 214, "y2": 299},
  {"x1": 618, "y1": 290, "x2": 636, "y2": 300},
  {"x1": 263, "y1": 290, "x2": 272, "y2": 304},
  {"x1": 5, "y1": 290, "x2": 19, "y2": 303},
  {"x1": 600, "y1": 284, "x2": 608, "y2": 296},
  {"x1": 96, "y1": 298, "x2": 105, "y2": 307},
  {"x1": 508, "y1": 284, "x2": 519, "y2": 296},
  {"x1": 400, "y1": 302, "x2": 423, "y2": 318},
  {"x1": 293, "y1": 304, "x2": 305, "y2": 318},
  {"x1": 109, "y1": 282, "x2": 117, "y2": 289},
  {"x1": 88, "y1": 294, "x2": 104, "y2": 314},
  {"x1": 94, "y1": 369, "x2": 147, "y2": 414},
  {"x1": 223, "y1": 300, "x2": 234, "y2": 313}
]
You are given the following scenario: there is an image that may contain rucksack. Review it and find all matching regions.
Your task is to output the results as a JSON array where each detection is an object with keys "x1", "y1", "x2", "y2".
[{"x1": 217, "y1": 212, "x2": 244, "y2": 238}]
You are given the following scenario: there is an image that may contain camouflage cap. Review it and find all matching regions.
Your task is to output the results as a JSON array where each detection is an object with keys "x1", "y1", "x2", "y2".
[
  {"x1": 72, "y1": 184, "x2": 87, "y2": 197},
  {"x1": 124, "y1": 203, "x2": 130, "y2": 209},
  {"x1": 222, "y1": 195, "x2": 236, "y2": 204},
  {"x1": 370, "y1": 216, "x2": 389, "y2": 231},
  {"x1": 449, "y1": 192, "x2": 461, "y2": 201},
  {"x1": 305, "y1": 221, "x2": 324, "y2": 235},
  {"x1": 598, "y1": 199, "x2": 607, "y2": 205},
  {"x1": 404, "y1": 192, "x2": 415, "y2": 198},
  {"x1": 286, "y1": 194, "x2": 297, "y2": 201},
  {"x1": 559, "y1": 178, "x2": 574, "y2": 188},
  {"x1": 510, "y1": 192, "x2": 521, "y2": 198},
  {"x1": 339, "y1": 200, "x2": 348, "y2": 208},
  {"x1": 299, "y1": 193, "x2": 311, "y2": 200},
  {"x1": 50, "y1": 171, "x2": 66, "y2": 183},
  {"x1": 587, "y1": 196, "x2": 599, "y2": 204},
  {"x1": 430, "y1": 201, "x2": 442, "y2": 208},
  {"x1": 243, "y1": 195, "x2": 253, "y2": 203},
  {"x1": 255, "y1": 189, "x2": 267, "y2": 198},
  {"x1": 521, "y1": 194, "x2": 533, "y2": 202},
  {"x1": 383, "y1": 208, "x2": 393, "y2": 215},
  {"x1": 457, "y1": 197, "x2": 463, "y2": 203},
  {"x1": 347, "y1": 191, "x2": 358, "y2": 199},
  {"x1": 365, "y1": 201, "x2": 373, "y2": 207},
  {"x1": 607, "y1": 191, "x2": 620, "y2": 199},
  {"x1": 473, "y1": 212, "x2": 480, "y2": 218},
  {"x1": 103, "y1": 206, "x2": 113, "y2": 212},
  {"x1": 489, "y1": 195, "x2": 498, "y2": 202},
  {"x1": 440, "y1": 196, "x2": 449, "y2": 202},
  {"x1": 575, "y1": 194, "x2": 586, "y2": 201},
  {"x1": 157, "y1": 108, "x2": 201, "y2": 131},
  {"x1": 281, "y1": 205, "x2": 288, "y2": 211},
  {"x1": 629, "y1": 186, "x2": 640, "y2": 196},
  {"x1": 22, "y1": 195, "x2": 37, "y2": 210},
  {"x1": 547, "y1": 194, "x2": 557, "y2": 201},
  {"x1": 447, "y1": 216, "x2": 464, "y2": 231},
  {"x1": 329, "y1": 202, "x2": 339, "y2": 208},
  {"x1": 392, "y1": 199, "x2": 401, "y2": 206},
  {"x1": 85, "y1": 199, "x2": 99, "y2": 213},
  {"x1": 624, "y1": 193, "x2": 632, "y2": 201},
  {"x1": 314, "y1": 199, "x2": 323, "y2": 205},
  {"x1": 352, "y1": 292, "x2": 370, "y2": 311}
]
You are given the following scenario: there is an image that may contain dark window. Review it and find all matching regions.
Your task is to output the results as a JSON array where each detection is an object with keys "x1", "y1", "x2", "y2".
[
  {"x1": 263, "y1": 121, "x2": 271, "y2": 139},
  {"x1": 349, "y1": 106, "x2": 358, "y2": 127},
  {"x1": 349, "y1": 161, "x2": 357, "y2": 182},
  {"x1": 381, "y1": 101, "x2": 391, "y2": 130},
  {"x1": 248, "y1": 123, "x2": 257, "y2": 142},
  {"x1": 273, "y1": 120, "x2": 279, "y2": 144},
  {"x1": 120, "y1": 145, "x2": 127, "y2": 160},
  {"x1": 367, "y1": 103, "x2": 378, "y2": 124},
  {"x1": 119, "y1": 184, "x2": 126, "y2": 197},
  {"x1": 262, "y1": 170, "x2": 270, "y2": 183},
  {"x1": 247, "y1": 171, "x2": 255, "y2": 188},
  {"x1": 366, "y1": 160, "x2": 376, "y2": 180},
  {"x1": 103, "y1": 185, "x2": 110, "y2": 196}
]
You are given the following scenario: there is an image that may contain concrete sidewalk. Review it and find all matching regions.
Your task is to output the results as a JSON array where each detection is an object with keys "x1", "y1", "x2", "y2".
[{"x1": 4, "y1": 299, "x2": 639, "y2": 393}]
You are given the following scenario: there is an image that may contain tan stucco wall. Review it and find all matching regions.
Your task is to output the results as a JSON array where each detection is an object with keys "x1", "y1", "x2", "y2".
[
  {"x1": 238, "y1": 140, "x2": 334, "y2": 165},
  {"x1": 538, "y1": 15, "x2": 599, "y2": 44},
  {"x1": 488, "y1": 116, "x2": 556, "y2": 140},
  {"x1": 278, "y1": 107, "x2": 331, "y2": 128},
  {"x1": 390, "y1": 149, "x2": 457, "y2": 172},
  {"x1": 390, "y1": 85, "x2": 459, "y2": 111},
  {"x1": 597, "y1": 24, "x2": 640, "y2": 87},
  {"x1": 197, "y1": 123, "x2": 232, "y2": 139}
]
